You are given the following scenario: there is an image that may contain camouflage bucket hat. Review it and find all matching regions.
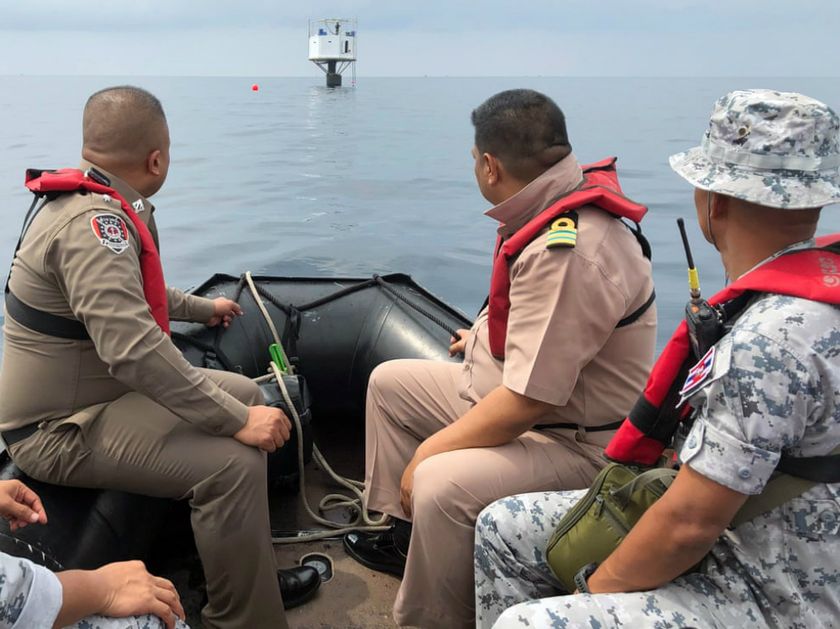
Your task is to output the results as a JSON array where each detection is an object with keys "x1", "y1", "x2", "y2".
[{"x1": 669, "y1": 89, "x2": 840, "y2": 209}]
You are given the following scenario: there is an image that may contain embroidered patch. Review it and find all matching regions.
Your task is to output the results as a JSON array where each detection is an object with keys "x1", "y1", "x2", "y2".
[
  {"x1": 132, "y1": 198, "x2": 145, "y2": 213},
  {"x1": 678, "y1": 346, "x2": 716, "y2": 403},
  {"x1": 90, "y1": 213, "x2": 130, "y2": 254}
]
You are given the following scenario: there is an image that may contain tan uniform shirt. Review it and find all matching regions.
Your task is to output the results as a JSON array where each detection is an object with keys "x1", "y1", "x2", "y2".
[
  {"x1": 459, "y1": 155, "x2": 657, "y2": 427},
  {"x1": 0, "y1": 161, "x2": 248, "y2": 435}
]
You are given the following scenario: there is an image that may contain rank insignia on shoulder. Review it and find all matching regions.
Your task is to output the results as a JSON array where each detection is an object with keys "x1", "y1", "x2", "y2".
[
  {"x1": 90, "y1": 213, "x2": 130, "y2": 254},
  {"x1": 546, "y1": 211, "x2": 578, "y2": 249}
]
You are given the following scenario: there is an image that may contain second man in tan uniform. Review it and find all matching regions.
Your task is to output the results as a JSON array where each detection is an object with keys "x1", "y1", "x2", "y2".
[{"x1": 344, "y1": 89, "x2": 657, "y2": 628}]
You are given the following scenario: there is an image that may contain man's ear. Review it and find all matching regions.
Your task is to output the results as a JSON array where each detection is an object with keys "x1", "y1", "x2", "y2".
[
  {"x1": 484, "y1": 153, "x2": 501, "y2": 186},
  {"x1": 147, "y1": 149, "x2": 162, "y2": 177},
  {"x1": 709, "y1": 192, "x2": 729, "y2": 220}
]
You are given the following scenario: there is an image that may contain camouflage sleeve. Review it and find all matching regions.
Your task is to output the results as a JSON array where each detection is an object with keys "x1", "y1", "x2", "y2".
[
  {"x1": 0, "y1": 553, "x2": 62, "y2": 628},
  {"x1": 166, "y1": 286, "x2": 216, "y2": 323},
  {"x1": 679, "y1": 329, "x2": 820, "y2": 494}
]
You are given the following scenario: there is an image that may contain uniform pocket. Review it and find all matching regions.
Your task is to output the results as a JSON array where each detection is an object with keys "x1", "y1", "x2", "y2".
[
  {"x1": 10, "y1": 414, "x2": 95, "y2": 484},
  {"x1": 781, "y1": 497, "x2": 840, "y2": 541}
]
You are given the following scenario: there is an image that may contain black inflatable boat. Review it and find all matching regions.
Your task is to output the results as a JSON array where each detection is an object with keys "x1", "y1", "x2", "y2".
[{"x1": 0, "y1": 273, "x2": 470, "y2": 573}]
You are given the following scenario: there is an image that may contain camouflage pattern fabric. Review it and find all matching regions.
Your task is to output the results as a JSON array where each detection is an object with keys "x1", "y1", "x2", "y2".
[
  {"x1": 475, "y1": 289, "x2": 840, "y2": 629},
  {"x1": 669, "y1": 90, "x2": 840, "y2": 209},
  {"x1": 0, "y1": 551, "x2": 190, "y2": 629},
  {"x1": 72, "y1": 615, "x2": 190, "y2": 629}
]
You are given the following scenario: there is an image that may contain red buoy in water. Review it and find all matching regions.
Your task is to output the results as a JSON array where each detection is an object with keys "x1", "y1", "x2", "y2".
[{"x1": 251, "y1": 84, "x2": 260, "y2": 92}]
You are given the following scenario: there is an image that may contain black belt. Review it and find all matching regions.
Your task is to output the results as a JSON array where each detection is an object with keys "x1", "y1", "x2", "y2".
[
  {"x1": 535, "y1": 420, "x2": 624, "y2": 432},
  {"x1": 1, "y1": 423, "x2": 40, "y2": 447}
]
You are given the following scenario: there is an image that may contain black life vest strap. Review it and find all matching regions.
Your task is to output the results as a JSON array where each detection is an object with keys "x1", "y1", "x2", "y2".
[
  {"x1": 4, "y1": 290, "x2": 90, "y2": 340},
  {"x1": 777, "y1": 451, "x2": 840, "y2": 483},
  {"x1": 617, "y1": 289, "x2": 656, "y2": 329},
  {"x1": 534, "y1": 419, "x2": 624, "y2": 432}
]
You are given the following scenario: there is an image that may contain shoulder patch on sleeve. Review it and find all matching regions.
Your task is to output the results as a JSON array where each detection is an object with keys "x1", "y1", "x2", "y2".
[
  {"x1": 678, "y1": 341, "x2": 732, "y2": 407},
  {"x1": 90, "y1": 213, "x2": 130, "y2": 254},
  {"x1": 546, "y1": 211, "x2": 578, "y2": 249}
]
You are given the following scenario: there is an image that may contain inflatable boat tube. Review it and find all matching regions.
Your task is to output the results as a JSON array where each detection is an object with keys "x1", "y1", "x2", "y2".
[{"x1": 0, "y1": 273, "x2": 471, "y2": 570}]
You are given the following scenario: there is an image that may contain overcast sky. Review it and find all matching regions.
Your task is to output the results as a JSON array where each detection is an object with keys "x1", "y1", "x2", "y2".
[{"x1": 0, "y1": 1, "x2": 837, "y2": 77}]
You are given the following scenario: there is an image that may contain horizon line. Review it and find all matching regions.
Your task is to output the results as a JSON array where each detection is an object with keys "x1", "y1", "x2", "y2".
[{"x1": 2, "y1": 74, "x2": 840, "y2": 79}]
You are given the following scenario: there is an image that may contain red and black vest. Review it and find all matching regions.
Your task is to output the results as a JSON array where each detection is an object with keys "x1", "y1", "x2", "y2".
[
  {"x1": 488, "y1": 157, "x2": 650, "y2": 359},
  {"x1": 604, "y1": 235, "x2": 840, "y2": 467},
  {"x1": 4, "y1": 168, "x2": 170, "y2": 337}
]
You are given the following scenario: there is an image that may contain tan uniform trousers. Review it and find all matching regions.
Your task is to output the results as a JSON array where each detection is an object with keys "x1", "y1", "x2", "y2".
[
  {"x1": 364, "y1": 359, "x2": 608, "y2": 629},
  {"x1": 8, "y1": 369, "x2": 287, "y2": 629}
]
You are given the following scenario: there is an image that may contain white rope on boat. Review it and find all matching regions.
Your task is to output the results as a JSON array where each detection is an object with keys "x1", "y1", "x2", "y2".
[
  {"x1": 244, "y1": 271, "x2": 293, "y2": 374},
  {"x1": 242, "y1": 271, "x2": 389, "y2": 543}
]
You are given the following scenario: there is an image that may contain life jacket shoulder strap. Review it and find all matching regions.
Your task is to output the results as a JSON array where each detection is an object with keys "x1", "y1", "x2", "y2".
[{"x1": 4, "y1": 289, "x2": 90, "y2": 340}]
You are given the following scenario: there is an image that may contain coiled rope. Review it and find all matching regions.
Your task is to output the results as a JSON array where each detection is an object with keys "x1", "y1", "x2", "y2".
[{"x1": 242, "y1": 272, "x2": 390, "y2": 543}]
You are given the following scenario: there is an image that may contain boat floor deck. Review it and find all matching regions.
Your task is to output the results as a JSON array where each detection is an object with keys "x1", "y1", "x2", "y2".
[{"x1": 160, "y1": 418, "x2": 401, "y2": 628}]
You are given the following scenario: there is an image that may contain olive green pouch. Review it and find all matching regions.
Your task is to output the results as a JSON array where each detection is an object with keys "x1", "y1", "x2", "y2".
[{"x1": 545, "y1": 463, "x2": 676, "y2": 592}]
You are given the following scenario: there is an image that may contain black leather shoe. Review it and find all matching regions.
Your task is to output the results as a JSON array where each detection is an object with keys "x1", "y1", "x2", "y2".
[
  {"x1": 278, "y1": 565, "x2": 321, "y2": 609},
  {"x1": 343, "y1": 530, "x2": 407, "y2": 577}
]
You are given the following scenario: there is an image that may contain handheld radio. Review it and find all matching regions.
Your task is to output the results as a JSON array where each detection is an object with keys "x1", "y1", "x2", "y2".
[{"x1": 677, "y1": 218, "x2": 722, "y2": 358}]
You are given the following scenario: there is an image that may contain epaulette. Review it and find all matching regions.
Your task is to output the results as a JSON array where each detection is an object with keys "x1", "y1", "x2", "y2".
[{"x1": 546, "y1": 211, "x2": 578, "y2": 249}]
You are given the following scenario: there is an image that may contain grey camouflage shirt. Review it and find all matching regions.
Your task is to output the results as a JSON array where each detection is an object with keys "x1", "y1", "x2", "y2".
[{"x1": 679, "y1": 287, "x2": 840, "y2": 627}]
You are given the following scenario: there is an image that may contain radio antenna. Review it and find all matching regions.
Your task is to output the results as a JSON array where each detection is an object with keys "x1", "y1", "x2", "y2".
[{"x1": 677, "y1": 218, "x2": 701, "y2": 302}]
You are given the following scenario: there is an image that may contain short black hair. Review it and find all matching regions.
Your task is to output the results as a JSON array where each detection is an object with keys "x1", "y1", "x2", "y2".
[
  {"x1": 471, "y1": 89, "x2": 572, "y2": 181},
  {"x1": 85, "y1": 85, "x2": 165, "y2": 122},
  {"x1": 82, "y1": 85, "x2": 167, "y2": 166}
]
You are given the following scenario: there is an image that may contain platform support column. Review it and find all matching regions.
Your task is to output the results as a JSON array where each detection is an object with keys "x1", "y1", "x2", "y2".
[{"x1": 326, "y1": 60, "x2": 342, "y2": 87}]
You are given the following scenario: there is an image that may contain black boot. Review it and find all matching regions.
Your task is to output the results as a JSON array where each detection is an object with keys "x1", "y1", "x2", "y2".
[
  {"x1": 278, "y1": 565, "x2": 321, "y2": 609},
  {"x1": 343, "y1": 519, "x2": 411, "y2": 577}
]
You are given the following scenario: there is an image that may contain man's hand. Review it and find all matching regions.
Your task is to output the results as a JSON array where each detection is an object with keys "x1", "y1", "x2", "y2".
[
  {"x1": 448, "y1": 329, "x2": 470, "y2": 356},
  {"x1": 56, "y1": 561, "x2": 185, "y2": 629},
  {"x1": 234, "y1": 405, "x2": 292, "y2": 453},
  {"x1": 95, "y1": 561, "x2": 184, "y2": 629},
  {"x1": 206, "y1": 297, "x2": 243, "y2": 328},
  {"x1": 0, "y1": 479, "x2": 47, "y2": 531}
]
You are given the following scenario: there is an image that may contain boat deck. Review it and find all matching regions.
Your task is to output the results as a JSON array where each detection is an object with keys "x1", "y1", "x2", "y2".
[
  {"x1": 158, "y1": 417, "x2": 401, "y2": 628},
  {"x1": 275, "y1": 419, "x2": 400, "y2": 629}
]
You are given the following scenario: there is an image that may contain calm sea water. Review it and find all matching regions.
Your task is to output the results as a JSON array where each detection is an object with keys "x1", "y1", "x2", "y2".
[{"x1": 2, "y1": 76, "x2": 840, "y2": 352}]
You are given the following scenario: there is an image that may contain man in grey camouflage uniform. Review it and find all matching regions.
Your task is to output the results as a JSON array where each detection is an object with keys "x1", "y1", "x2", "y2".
[{"x1": 474, "y1": 89, "x2": 840, "y2": 628}]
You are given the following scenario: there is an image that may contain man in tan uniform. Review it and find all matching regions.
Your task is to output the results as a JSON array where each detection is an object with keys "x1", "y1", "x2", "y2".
[
  {"x1": 0, "y1": 86, "x2": 319, "y2": 629},
  {"x1": 344, "y1": 89, "x2": 657, "y2": 628}
]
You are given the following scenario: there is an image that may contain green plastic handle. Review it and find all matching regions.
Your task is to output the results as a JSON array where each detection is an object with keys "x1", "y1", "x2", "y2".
[{"x1": 269, "y1": 343, "x2": 288, "y2": 374}]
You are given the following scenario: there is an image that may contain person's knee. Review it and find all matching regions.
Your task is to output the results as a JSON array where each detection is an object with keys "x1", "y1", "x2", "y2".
[
  {"x1": 209, "y1": 442, "x2": 266, "y2": 495},
  {"x1": 494, "y1": 602, "x2": 534, "y2": 627},
  {"x1": 412, "y1": 456, "x2": 476, "y2": 523},
  {"x1": 475, "y1": 500, "x2": 505, "y2": 542},
  {"x1": 228, "y1": 373, "x2": 265, "y2": 406},
  {"x1": 367, "y1": 360, "x2": 401, "y2": 398}
]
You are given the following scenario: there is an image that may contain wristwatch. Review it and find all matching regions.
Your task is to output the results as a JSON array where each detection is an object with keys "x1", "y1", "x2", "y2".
[{"x1": 573, "y1": 562, "x2": 599, "y2": 594}]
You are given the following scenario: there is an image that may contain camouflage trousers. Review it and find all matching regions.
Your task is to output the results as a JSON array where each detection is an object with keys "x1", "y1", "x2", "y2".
[
  {"x1": 474, "y1": 490, "x2": 772, "y2": 629},
  {"x1": 71, "y1": 616, "x2": 190, "y2": 628}
]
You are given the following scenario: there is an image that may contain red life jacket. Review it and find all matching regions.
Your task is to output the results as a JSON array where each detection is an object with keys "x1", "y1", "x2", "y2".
[
  {"x1": 24, "y1": 168, "x2": 171, "y2": 335},
  {"x1": 604, "y1": 235, "x2": 840, "y2": 466},
  {"x1": 487, "y1": 157, "x2": 649, "y2": 359}
]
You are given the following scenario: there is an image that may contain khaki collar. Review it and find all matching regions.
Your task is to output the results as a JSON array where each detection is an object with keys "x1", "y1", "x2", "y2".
[
  {"x1": 484, "y1": 154, "x2": 584, "y2": 239},
  {"x1": 79, "y1": 159, "x2": 154, "y2": 225}
]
